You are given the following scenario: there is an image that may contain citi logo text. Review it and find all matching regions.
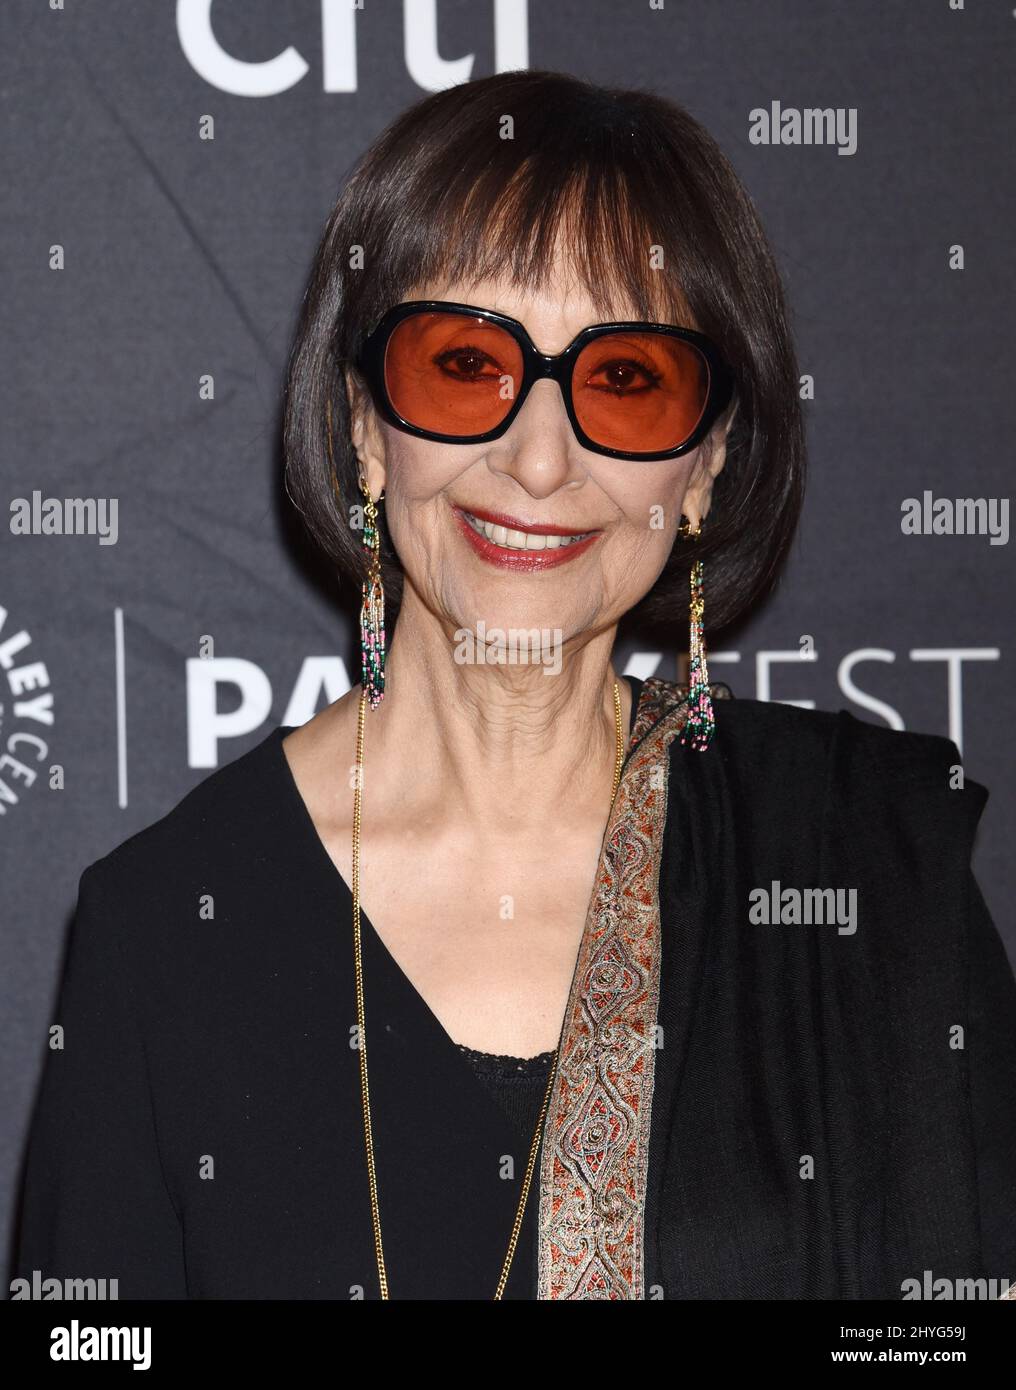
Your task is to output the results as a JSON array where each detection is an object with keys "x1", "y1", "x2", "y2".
[{"x1": 177, "y1": 0, "x2": 529, "y2": 97}]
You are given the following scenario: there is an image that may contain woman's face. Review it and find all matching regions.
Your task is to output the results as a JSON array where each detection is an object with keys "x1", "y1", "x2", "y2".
[{"x1": 346, "y1": 262, "x2": 729, "y2": 648}]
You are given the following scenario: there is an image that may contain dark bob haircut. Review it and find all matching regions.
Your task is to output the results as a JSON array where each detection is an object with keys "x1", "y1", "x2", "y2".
[{"x1": 284, "y1": 69, "x2": 804, "y2": 634}]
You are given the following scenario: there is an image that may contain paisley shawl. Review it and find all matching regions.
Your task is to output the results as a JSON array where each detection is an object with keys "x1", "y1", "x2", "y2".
[{"x1": 535, "y1": 675, "x2": 731, "y2": 1300}]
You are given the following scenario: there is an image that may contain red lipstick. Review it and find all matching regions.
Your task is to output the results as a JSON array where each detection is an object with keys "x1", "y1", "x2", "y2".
[{"x1": 451, "y1": 504, "x2": 602, "y2": 571}]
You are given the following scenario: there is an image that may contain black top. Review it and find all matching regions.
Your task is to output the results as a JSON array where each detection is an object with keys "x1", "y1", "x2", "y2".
[
  {"x1": 13, "y1": 679, "x2": 644, "y2": 1302},
  {"x1": 13, "y1": 680, "x2": 1016, "y2": 1299},
  {"x1": 454, "y1": 1043, "x2": 553, "y2": 1142}
]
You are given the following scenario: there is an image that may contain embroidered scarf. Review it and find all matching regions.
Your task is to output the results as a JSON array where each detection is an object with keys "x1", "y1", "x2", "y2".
[{"x1": 536, "y1": 676, "x2": 706, "y2": 1299}]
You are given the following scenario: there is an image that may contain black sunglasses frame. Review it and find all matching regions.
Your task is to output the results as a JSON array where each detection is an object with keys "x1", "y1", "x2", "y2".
[{"x1": 353, "y1": 300, "x2": 735, "y2": 462}]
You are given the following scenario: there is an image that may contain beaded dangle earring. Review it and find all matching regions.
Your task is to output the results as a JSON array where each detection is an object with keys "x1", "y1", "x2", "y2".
[
  {"x1": 358, "y1": 472, "x2": 386, "y2": 709},
  {"x1": 325, "y1": 397, "x2": 387, "y2": 709},
  {"x1": 678, "y1": 516, "x2": 714, "y2": 751}
]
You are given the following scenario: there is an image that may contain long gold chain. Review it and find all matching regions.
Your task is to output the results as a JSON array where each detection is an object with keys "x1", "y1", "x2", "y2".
[{"x1": 352, "y1": 678, "x2": 626, "y2": 1300}]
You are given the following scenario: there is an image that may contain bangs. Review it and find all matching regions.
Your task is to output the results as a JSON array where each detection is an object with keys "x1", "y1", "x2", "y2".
[
  {"x1": 339, "y1": 73, "x2": 705, "y2": 350},
  {"x1": 405, "y1": 158, "x2": 695, "y2": 327}
]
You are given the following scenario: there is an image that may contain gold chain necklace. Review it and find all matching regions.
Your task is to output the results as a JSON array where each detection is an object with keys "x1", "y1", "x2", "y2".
[{"x1": 352, "y1": 678, "x2": 625, "y2": 1300}]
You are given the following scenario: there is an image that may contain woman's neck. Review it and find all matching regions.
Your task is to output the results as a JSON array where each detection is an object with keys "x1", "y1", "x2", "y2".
[{"x1": 354, "y1": 591, "x2": 632, "y2": 837}]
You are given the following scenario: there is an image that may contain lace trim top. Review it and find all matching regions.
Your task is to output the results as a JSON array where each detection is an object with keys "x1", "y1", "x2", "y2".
[{"x1": 455, "y1": 1042, "x2": 555, "y2": 1141}]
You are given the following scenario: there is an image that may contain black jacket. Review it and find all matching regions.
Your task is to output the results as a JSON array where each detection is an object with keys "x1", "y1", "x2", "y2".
[{"x1": 12, "y1": 686, "x2": 1016, "y2": 1299}]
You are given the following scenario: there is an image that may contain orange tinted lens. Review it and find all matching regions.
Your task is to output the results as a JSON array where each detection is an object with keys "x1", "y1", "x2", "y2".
[
  {"x1": 572, "y1": 332, "x2": 711, "y2": 452},
  {"x1": 384, "y1": 312, "x2": 524, "y2": 436}
]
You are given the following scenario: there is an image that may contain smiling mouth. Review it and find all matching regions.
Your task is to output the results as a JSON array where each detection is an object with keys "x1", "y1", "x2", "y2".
[{"x1": 458, "y1": 509, "x2": 597, "y2": 551}]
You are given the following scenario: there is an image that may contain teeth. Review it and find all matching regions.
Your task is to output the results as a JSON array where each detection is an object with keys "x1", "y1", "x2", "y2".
[{"x1": 462, "y1": 510, "x2": 592, "y2": 550}]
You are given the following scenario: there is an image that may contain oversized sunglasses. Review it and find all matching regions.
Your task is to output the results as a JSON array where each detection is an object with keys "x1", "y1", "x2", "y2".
[{"x1": 354, "y1": 300, "x2": 735, "y2": 461}]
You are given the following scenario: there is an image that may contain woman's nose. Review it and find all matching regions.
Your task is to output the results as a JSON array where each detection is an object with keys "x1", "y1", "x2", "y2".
[{"x1": 492, "y1": 378, "x2": 580, "y2": 488}]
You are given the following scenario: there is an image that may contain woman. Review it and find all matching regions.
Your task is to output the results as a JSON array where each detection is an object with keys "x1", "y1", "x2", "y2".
[{"x1": 15, "y1": 70, "x2": 1016, "y2": 1301}]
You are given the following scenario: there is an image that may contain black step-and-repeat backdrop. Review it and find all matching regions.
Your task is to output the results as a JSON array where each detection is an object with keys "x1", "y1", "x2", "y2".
[{"x1": 2, "y1": 0, "x2": 1013, "y2": 1272}]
